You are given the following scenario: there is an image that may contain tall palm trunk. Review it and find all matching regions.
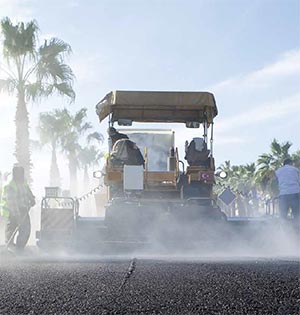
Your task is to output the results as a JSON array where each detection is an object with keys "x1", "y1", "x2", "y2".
[
  {"x1": 69, "y1": 151, "x2": 77, "y2": 196},
  {"x1": 50, "y1": 141, "x2": 60, "y2": 187},
  {"x1": 15, "y1": 88, "x2": 31, "y2": 183}
]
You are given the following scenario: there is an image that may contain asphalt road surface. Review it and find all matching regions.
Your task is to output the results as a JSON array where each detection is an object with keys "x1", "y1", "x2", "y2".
[{"x1": 0, "y1": 255, "x2": 299, "y2": 314}]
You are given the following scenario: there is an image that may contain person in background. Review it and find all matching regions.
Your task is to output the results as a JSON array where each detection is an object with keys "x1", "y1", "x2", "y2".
[
  {"x1": 275, "y1": 159, "x2": 300, "y2": 224},
  {"x1": 1, "y1": 165, "x2": 35, "y2": 251},
  {"x1": 107, "y1": 127, "x2": 129, "y2": 148}
]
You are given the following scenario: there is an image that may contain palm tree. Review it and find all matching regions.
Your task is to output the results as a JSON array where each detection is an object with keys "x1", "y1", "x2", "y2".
[
  {"x1": 256, "y1": 139, "x2": 292, "y2": 195},
  {"x1": 58, "y1": 108, "x2": 92, "y2": 195},
  {"x1": 0, "y1": 17, "x2": 75, "y2": 182},
  {"x1": 226, "y1": 164, "x2": 254, "y2": 195},
  {"x1": 78, "y1": 130, "x2": 104, "y2": 188},
  {"x1": 78, "y1": 145, "x2": 104, "y2": 188},
  {"x1": 291, "y1": 150, "x2": 300, "y2": 168},
  {"x1": 37, "y1": 110, "x2": 68, "y2": 187}
]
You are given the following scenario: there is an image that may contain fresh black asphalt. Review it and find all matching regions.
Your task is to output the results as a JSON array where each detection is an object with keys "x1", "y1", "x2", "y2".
[{"x1": 0, "y1": 257, "x2": 299, "y2": 314}]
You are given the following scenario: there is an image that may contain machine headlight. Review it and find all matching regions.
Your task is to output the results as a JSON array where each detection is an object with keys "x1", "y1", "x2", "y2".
[
  {"x1": 218, "y1": 171, "x2": 227, "y2": 179},
  {"x1": 93, "y1": 170, "x2": 103, "y2": 178}
]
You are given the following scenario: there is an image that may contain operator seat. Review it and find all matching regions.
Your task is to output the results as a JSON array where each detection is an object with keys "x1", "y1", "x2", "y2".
[{"x1": 184, "y1": 137, "x2": 210, "y2": 167}]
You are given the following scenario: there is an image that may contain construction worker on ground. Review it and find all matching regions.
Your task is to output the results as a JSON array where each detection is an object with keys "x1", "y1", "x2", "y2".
[
  {"x1": 1, "y1": 165, "x2": 35, "y2": 251},
  {"x1": 275, "y1": 159, "x2": 300, "y2": 225}
]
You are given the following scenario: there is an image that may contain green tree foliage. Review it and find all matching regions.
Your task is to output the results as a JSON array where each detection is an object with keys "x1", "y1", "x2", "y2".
[
  {"x1": 78, "y1": 145, "x2": 104, "y2": 187},
  {"x1": 36, "y1": 108, "x2": 103, "y2": 194},
  {"x1": 217, "y1": 140, "x2": 299, "y2": 214},
  {"x1": 291, "y1": 150, "x2": 300, "y2": 168},
  {"x1": 37, "y1": 110, "x2": 68, "y2": 187},
  {"x1": 0, "y1": 17, "x2": 75, "y2": 182},
  {"x1": 78, "y1": 130, "x2": 104, "y2": 187},
  {"x1": 256, "y1": 139, "x2": 292, "y2": 196},
  {"x1": 57, "y1": 108, "x2": 90, "y2": 195},
  {"x1": 56, "y1": 108, "x2": 103, "y2": 195}
]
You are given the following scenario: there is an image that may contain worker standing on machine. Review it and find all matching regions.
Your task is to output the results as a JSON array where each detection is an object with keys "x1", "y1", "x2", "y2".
[
  {"x1": 107, "y1": 127, "x2": 129, "y2": 148},
  {"x1": 1, "y1": 165, "x2": 35, "y2": 251},
  {"x1": 275, "y1": 159, "x2": 300, "y2": 225}
]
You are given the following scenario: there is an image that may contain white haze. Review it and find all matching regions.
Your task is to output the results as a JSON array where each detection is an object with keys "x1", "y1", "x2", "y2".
[
  {"x1": 0, "y1": 129, "x2": 299, "y2": 260},
  {"x1": 1, "y1": 192, "x2": 299, "y2": 261}
]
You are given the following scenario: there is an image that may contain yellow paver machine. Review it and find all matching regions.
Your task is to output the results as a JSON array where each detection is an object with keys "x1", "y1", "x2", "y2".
[
  {"x1": 93, "y1": 90, "x2": 229, "y2": 248},
  {"x1": 37, "y1": 90, "x2": 294, "y2": 253}
]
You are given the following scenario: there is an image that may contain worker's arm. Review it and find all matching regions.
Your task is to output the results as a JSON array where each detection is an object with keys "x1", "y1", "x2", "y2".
[{"x1": 27, "y1": 186, "x2": 36, "y2": 208}]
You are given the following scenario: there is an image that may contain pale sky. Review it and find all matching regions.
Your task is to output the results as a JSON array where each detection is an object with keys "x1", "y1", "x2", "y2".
[{"x1": 0, "y1": 0, "x2": 299, "y2": 195}]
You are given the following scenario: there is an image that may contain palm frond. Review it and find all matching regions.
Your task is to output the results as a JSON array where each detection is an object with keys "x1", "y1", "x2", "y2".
[
  {"x1": 33, "y1": 37, "x2": 75, "y2": 102},
  {"x1": 79, "y1": 122, "x2": 92, "y2": 134},
  {"x1": 74, "y1": 108, "x2": 87, "y2": 122},
  {"x1": 0, "y1": 78, "x2": 16, "y2": 94},
  {"x1": 1, "y1": 17, "x2": 38, "y2": 59},
  {"x1": 38, "y1": 38, "x2": 72, "y2": 60},
  {"x1": 50, "y1": 63, "x2": 74, "y2": 82},
  {"x1": 25, "y1": 81, "x2": 75, "y2": 102},
  {"x1": 270, "y1": 139, "x2": 281, "y2": 157},
  {"x1": 281, "y1": 141, "x2": 292, "y2": 157},
  {"x1": 87, "y1": 132, "x2": 104, "y2": 144},
  {"x1": 51, "y1": 82, "x2": 75, "y2": 101},
  {"x1": 257, "y1": 153, "x2": 273, "y2": 168},
  {"x1": 291, "y1": 150, "x2": 300, "y2": 168},
  {"x1": 25, "y1": 81, "x2": 43, "y2": 101},
  {"x1": 72, "y1": 109, "x2": 92, "y2": 133},
  {"x1": 37, "y1": 59, "x2": 74, "y2": 83},
  {"x1": 78, "y1": 145, "x2": 104, "y2": 167}
]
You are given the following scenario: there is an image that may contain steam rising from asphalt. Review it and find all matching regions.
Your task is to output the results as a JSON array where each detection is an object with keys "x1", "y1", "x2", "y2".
[
  {"x1": 0, "y1": 202, "x2": 299, "y2": 261},
  {"x1": 127, "y1": 211, "x2": 300, "y2": 259},
  {"x1": 1, "y1": 132, "x2": 296, "y2": 261}
]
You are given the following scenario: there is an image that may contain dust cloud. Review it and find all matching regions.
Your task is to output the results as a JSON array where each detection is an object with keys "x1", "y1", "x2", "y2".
[{"x1": 0, "y1": 177, "x2": 299, "y2": 261}]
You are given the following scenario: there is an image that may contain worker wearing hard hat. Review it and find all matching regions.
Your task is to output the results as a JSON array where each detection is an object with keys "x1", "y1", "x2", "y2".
[
  {"x1": 1, "y1": 165, "x2": 35, "y2": 251},
  {"x1": 275, "y1": 159, "x2": 300, "y2": 223}
]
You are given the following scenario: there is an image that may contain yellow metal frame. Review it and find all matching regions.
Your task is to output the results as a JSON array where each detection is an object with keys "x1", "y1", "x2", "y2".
[{"x1": 105, "y1": 147, "x2": 180, "y2": 192}]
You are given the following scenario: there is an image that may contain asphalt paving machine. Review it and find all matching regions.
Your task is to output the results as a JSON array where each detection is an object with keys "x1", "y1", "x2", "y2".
[
  {"x1": 95, "y1": 90, "x2": 228, "y2": 247},
  {"x1": 37, "y1": 91, "x2": 297, "y2": 253},
  {"x1": 36, "y1": 91, "x2": 229, "y2": 250}
]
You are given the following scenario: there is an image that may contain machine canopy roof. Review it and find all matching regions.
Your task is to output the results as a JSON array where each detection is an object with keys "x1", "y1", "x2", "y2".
[{"x1": 96, "y1": 90, "x2": 218, "y2": 123}]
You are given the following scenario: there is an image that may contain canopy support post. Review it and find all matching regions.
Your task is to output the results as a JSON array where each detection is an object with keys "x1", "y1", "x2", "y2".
[{"x1": 210, "y1": 122, "x2": 214, "y2": 157}]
